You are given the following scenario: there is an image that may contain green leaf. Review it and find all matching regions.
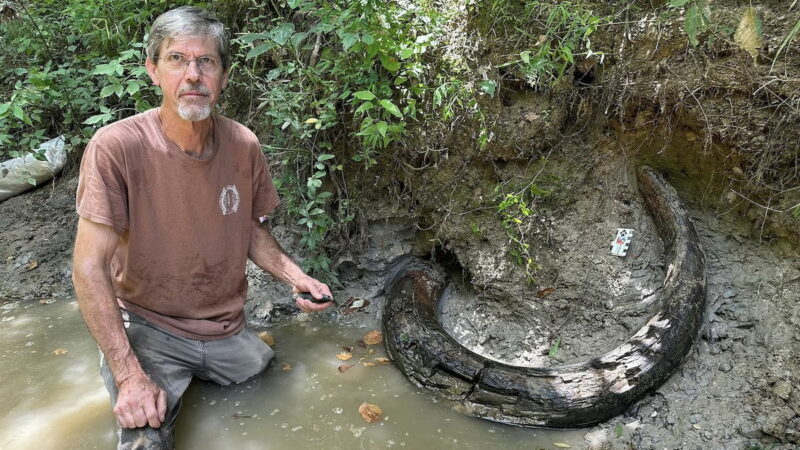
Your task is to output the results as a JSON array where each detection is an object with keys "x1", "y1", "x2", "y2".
[
  {"x1": 685, "y1": 5, "x2": 700, "y2": 47},
  {"x1": 399, "y1": 48, "x2": 414, "y2": 59},
  {"x1": 614, "y1": 422, "x2": 624, "y2": 438},
  {"x1": 12, "y1": 104, "x2": 24, "y2": 121},
  {"x1": 318, "y1": 154, "x2": 335, "y2": 162},
  {"x1": 520, "y1": 50, "x2": 531, "y2": 64},
  {"x1": 0, "y1": 103, "x2": 9, "y2": 116},
  {"x1": 376, "y1": 121, "x2": 388, "y2": 138},
  {"x1": 548, "y1": 338, "x2": 561, "y2": 356},
  {"x1": 562, "y1": 46, "x2": 574, "y2": 63},
  {"x1": 125, "y1": 82, "x2": 141, "y2": 96},
  {"x1": 353, "y1": 91, "x2": 376, "y2": 101},
  {"x1": 100, "y1": 84, "x2": 117, "y2": 98},
  {"x1": 340, "y1": 32, "x2": 359, "y2": 51},
  {"x1": 380, "y1": 55, "x2": 401, "y2": 72},
  {"x1": 291, "y1": 32, "x2": 310, "y2": 48},
  {"x1": 270, "y1": 23, "x2": 295, "y2": 45},
  {"x1": 246, "y1": 42, "x2": 275, "y2": 60},
  {"x1": 478, "y1": 80, "x2": 496, "y2": 97},
  {"x1": 379, "y1": 99, "x2": 402, "y2": 118},
  {"x1": 83, "y1": 113, "x2": 111, "y2": 125},
  {"x1": 354, "y1": 101, "x2": 374, "y2": 114},
  {"x1": 238, "y1": 32, "x2": 271, "y2": 44},
  {"x1": 92, "y1": 63, "x2": 117, "y2": 76}
]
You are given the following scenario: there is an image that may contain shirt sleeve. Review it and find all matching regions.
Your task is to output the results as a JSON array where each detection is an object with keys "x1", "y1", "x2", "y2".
[
  {"x1": 75, "y1": 138, "x2": 130, "y2": 234},
  {"x1": 251, "y1": 145, "x2": 280, "y2": 220}
]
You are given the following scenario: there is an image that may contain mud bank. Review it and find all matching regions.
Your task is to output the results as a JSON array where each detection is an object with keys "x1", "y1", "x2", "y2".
[{"x1": 2, "y1": 144, "x2": 798, "y2": 448}]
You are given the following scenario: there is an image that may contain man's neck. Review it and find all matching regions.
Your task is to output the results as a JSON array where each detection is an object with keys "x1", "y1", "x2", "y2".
[{"x1": 158, "y1": 106, "x2": 213, "y2": 158}]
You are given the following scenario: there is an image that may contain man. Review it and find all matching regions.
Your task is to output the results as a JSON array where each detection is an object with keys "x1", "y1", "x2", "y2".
[{"x1": 71, "y1": 6, "x2": 333, "y2": 449}]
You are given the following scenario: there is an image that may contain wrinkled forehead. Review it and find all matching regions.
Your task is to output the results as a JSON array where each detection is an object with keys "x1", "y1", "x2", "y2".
[{"x1": 158, "y1": 34, "x2": 219, "y2": 56}]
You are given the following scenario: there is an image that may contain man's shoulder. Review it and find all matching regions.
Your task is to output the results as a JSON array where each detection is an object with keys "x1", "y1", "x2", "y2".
[
  {"x1": 215, "y1": 114, "x2": 259, "y2": 147},
  {"x1": 91, "y1": 109, "x2": 156, "y2": 150}
]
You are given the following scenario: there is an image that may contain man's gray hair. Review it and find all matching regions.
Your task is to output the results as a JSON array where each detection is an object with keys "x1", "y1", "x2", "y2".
[{"x1": 146, "y1": 6, "x2": 231, "y2": 71}]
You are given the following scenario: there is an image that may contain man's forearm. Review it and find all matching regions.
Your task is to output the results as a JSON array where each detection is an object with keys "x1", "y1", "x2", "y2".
[
  {"x1": 248, "y1": 222, "x2": 308, "y2": 286},
  {"x1": 73, "y1": 261, "x2": 144, "y2": 386}
]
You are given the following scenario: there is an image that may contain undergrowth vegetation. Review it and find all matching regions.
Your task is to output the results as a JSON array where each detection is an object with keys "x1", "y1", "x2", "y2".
[
  {"x1": 0, "y1": 0, "x2": 608, "y2": 282},
  {"x1": 3, "y1": 0, "x2": 794, "y2": 281}
]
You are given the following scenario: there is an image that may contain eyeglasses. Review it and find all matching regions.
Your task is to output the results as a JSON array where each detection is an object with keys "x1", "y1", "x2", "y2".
[{"x1": 156, "y1": 53, "x2": 222, "y2": 73}]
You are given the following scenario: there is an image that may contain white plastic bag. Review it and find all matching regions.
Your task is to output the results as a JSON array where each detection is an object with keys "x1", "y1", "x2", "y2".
[{"x1": 0, "y1": 136, "x2": 66, "y2": 203}]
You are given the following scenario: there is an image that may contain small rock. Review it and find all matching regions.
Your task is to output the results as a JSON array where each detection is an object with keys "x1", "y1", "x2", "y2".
[
  {"x1": 719, "y1": 362, "x2": 733, "y2": 372},
  {"x1": 773, "y1": 380, "x2": 792, "y2": 400},
  {"x1": 584, "y1": 429, "x2": 614, "y2": 450},
  {"x1": 689, "y1": 414, "x2": 700, "y2": 424},
  {"x1": 723, "y1": 288, "x2": 737, "y2": 298}
]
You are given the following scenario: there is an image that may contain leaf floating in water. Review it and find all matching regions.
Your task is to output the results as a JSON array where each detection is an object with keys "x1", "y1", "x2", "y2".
[
  {"x1": 281, "y1": 363, "x2": 292, "y2": 371},
  {"x1": 338, "y1": 364, "x2": 355, "y2": 373},
  {"x1": 373, "y1": 357, "x2": 390, "y2": 365},
  {"x1": 553, "y1": 443, "x2": 571, "y2": 448},
  {"x1": 53, "y1": 348, "x2": 68, "y2": 355},
  {"x1": 362, "y1": 361, "x2": 376, "y2": 367},
  {"x1": 39, "y1": 298, "x2": 55, "y2": 305},
  {"x1": 363, "y1": 330, "x2": 382, "y2": 346},
  {"x1": 358, "y1": 402, "x2": 383, "y2": 423},
  {"x1": 257, "y1": 331, "x2": 275, "y2": 347},
  {"x1": 336, "y1": 352, "x2": 353, "y2": 361},
  {"x1": 536, "y1": 287, "x2": 556, "y2": 298},
  {"x1": 25, "y1": 260, "x2": 38, "y2": 271}
]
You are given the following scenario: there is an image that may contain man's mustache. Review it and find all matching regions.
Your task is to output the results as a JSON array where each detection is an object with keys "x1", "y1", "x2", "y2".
[{"x1": 179, "y1": 84, "x2": 211, "y2": 96}]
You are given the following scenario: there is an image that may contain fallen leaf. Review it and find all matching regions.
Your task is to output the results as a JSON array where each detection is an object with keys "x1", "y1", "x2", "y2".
[
  {"x1": 53, "y1": 348, "x2": 68, "y2": 355},
  {"x1": 25, "y1": 260, "x2": 38, "y2": 271},
  {"x1": 358, "y1": 402, "x2": 382, "y2": 423},
  {"x1": 39, "y1": 299, "x2": 55, "y2": 305},
  {"x1": 374, "y1": 357, "x2": 390, "y2": 365},
  {"x1": 536, "y1": 287, "x2": 556, "y2": 298},
  {"x1": 258, "y1": 331, "x2": 275, "y2": 346},
  {"x1": 281, "y1": 363, "x2": 292, "y2": 371},
  {"x1": 338, "y1": 364, "x2": 355, "y2": 373},
  {"x1": 363, "y1": 330, "x2": 382, "y2": 346},
  {"x1": 368, "y1": 348, "x2": 375, "y2": 355},
  {"x1": 553, "y1": 443, "x2": 571, "y2": 448},
  {"x1": 336, "y1": 352, "x2": 353, "y2": 361},
  {"x1": 341, "y1": 346, "x2": 353, "y2": 353},
  {"x1": 692, "y1": 423, "x2": 702, "y2": 430},
  {"x1": 362, "y1": 361, "x2": 376, "y2": 367},
  {"x1": 734, "y1": 7, "x2": 762, "y2": 60}
]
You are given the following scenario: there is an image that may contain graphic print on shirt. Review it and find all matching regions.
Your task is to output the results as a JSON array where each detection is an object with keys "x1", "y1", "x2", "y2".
[{"x1": 219, "y1": 184, "x2": 240, "y2": 215}]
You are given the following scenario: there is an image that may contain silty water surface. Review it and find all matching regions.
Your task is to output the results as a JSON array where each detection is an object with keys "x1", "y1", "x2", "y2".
[{"x1": 0, "y1": 298, "x2": 588, "y2": 449}]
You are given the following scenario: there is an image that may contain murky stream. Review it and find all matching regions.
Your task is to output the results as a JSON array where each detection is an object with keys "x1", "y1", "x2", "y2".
[{"x1": 1, "y1": 298, "x2": 590, "y2": 449}]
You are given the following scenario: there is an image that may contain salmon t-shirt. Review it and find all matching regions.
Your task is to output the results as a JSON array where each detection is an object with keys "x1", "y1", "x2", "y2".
[{"x1": 76, "y1": 108, "x2": 280, "y2": 339}]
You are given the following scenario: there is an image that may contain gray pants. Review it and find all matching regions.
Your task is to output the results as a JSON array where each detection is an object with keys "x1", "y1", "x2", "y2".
[{"x1": 100, "y1": 309, "x2": 274, "y2": 450}]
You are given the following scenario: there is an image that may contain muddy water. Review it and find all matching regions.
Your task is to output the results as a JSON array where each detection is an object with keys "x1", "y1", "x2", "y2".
[{"x1": 0, "y1": 298, "x2": 590, "y2": 450}]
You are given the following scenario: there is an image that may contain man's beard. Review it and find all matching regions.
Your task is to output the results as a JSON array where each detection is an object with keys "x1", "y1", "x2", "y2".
[
  {"x1": 177, "y1": 102, "x2": 211, "y2": 121},
  {"x1": 177, "y1": 83, "x2": 212, "y2": 121}
]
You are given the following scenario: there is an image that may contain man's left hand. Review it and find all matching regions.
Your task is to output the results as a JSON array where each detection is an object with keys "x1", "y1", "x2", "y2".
[{"x1": 292, "y1": 276, "x2": 334, "y2": 312}]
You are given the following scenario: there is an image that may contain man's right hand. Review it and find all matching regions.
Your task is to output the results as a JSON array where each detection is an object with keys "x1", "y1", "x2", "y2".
[{"x1": 114, "y1": 372, "x2": 167, "y2": 428}]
